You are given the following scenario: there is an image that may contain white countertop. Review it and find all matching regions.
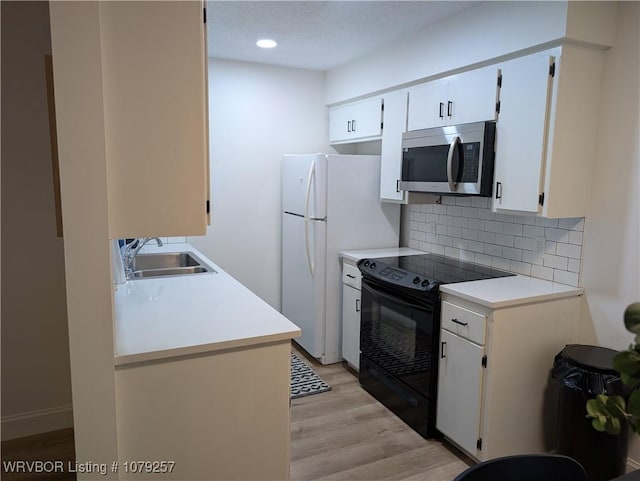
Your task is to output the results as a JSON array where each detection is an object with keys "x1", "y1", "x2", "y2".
[
  {"x1": 340, "y1": 247, "x2": 426, "y2": 263},
  {"x1": 439, "y1": 275, "x2": 584, "y2": 309},
  {"x1": 113, "y1": 243, "x2": 300, "y2": 366}
]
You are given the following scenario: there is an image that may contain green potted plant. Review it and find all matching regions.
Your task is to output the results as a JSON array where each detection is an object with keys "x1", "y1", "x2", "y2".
[{"x1": 586, "y1": 303, "x2": 640, "y2": 434}]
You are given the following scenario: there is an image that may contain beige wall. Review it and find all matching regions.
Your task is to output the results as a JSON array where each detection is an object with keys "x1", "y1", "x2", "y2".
[
  {"x1": 1, "y1": 1, "x2": 73, "y2": 439},
  {"x1": 579, "y1": 0, "x2": 640, "y2": 461}
]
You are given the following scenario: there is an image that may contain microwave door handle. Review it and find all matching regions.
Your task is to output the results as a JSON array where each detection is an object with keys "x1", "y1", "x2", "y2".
[{"x1": 447, "y1": 136, "x2": 462, "y2": 191}]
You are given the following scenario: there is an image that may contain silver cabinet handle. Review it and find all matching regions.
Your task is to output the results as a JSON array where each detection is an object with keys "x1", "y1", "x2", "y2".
[
  {"x1": 447, "y1": 136, "x2": 462, "y2": 192},
  {"x1": 441, "y1": 341, "x2": 447, "y2": 359}
]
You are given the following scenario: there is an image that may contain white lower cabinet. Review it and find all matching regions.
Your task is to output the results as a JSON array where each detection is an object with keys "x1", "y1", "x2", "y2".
[
  {"x1": 341, "y1": 262, "x2": 362, "y2": 370},
  {"x1": 437, "y1": 293, "x2": 580, "y2": 461}
]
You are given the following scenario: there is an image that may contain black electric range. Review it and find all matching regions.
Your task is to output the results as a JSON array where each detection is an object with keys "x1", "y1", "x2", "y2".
[{"x1": 356, "y1": 254, "x2": 514, "y2": 439}]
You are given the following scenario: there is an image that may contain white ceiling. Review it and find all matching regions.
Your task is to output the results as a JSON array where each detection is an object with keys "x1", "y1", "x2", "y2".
[{"x1": 207, "y1": 1, "x2": 479, "y2": 71}]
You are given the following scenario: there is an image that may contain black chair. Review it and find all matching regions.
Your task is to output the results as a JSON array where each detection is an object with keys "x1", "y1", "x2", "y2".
[{"x1": 453, "y1": 454, "x2": 587, "y2": 481}]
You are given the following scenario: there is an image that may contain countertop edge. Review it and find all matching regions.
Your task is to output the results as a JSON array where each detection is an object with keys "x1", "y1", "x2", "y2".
[{"x1": 439, "y1": 283, "x2": 584, "y2": 309}]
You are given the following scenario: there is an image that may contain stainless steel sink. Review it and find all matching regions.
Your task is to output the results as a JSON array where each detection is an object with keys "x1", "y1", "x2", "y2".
[
  {"x1": 128, "y1": 251, "x2": 216, "y2": 280},
  {"x1": 133, "y1": 252, "x2": 201, "y2": 271}
]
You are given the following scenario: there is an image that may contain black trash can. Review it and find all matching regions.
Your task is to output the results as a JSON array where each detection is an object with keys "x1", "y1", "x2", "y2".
[{"x1": 551, "y1": 344, "x2": 629, "y2": 481}]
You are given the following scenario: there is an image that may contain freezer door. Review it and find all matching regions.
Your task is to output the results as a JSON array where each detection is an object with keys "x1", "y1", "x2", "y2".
[
  {"x1": 282, "y1": 213, "x2": 326, "y2": 358},
  {"x1": 282, "y1": 154, "x2": 327, "y2": 219}
]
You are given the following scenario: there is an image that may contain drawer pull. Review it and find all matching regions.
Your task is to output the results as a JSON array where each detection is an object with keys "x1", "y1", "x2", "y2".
[
  {"x1": 441, "y1": 341, "x2": 447, "y2": 358},
  {"x1": 451, "y1": 318, "x2": 468, "y2": 326},
  {"x1": 346, "y1": 274, "x2": 356, "y2": 279}
]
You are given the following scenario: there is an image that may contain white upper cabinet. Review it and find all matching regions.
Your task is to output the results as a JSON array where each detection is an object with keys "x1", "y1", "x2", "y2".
[
  {"x1": 380, "y1": 90, "x2": 407, "y2": 202},
  {"x1": 100, "y1": 1, "x2": 209, "y2": 238},
  {"x1": 329, "y1": 96, "x2": 383, "y2": 144},
  {"x1": 492, "y1": 46, "x2": 604, "y2": 218},
  {"x1": 407, "y1": 66, "x2": 500, "y2": 131}
]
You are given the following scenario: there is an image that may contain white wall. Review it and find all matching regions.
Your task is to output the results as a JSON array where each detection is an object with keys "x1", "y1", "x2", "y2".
[
  {"x1": 1, "y1": 1, "x2": 73, "y2": 440},
  {"x1": 325, "y1": 1, "x2": 616, "y2": 105},
  {"x1": 188, "y1": 59, "x2": 330, "y2": 309}
]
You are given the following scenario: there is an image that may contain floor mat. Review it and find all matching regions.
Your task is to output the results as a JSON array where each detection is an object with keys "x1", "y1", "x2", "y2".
[{"x1": 291, "y1": 352, "x2": 332, "y2": 399}]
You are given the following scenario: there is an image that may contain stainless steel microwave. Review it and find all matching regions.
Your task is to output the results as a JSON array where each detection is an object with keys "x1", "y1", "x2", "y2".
[{"x1": 400, "y1": 121, "x2": 496, "y2": 196}]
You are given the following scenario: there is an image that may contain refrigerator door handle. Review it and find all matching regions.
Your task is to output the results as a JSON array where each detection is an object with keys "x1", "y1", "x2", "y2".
[{"x1": 304, "y1": 159, "x2": 316, "y2": 275}]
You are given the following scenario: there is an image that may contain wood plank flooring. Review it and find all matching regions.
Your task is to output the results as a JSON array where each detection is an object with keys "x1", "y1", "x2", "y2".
[
  {"x1": 291, "y1": 344, "x2": 472, "y2": 481},
  {"x1": 1, "y1": 343, "x2": 472, "y2": 481}
]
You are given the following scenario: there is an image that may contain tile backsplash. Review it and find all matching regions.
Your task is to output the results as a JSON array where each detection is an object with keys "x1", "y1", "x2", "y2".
[{"x1": 405, "y1": 197, "x2": 584, "y2": 287}]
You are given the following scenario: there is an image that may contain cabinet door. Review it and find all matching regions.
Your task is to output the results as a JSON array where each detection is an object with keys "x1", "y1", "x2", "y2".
[
  {"x1": 380, "y1": 90, "x2": 407, "y2": 202},
  {"x1": 407, "y1": 79, "x2": 448, "y2": 131},
  {"x1": 437, "y1": 329, "x2": 485, "y2": 457},
  {"x1": 100, "y1": 1, "x2": 209, "y2": 237},
  {"x1": 329, "y1": 97, "x2": 382, "y2": 144},
  {"x1": 447, "y1": 66, "x2": 500, "y2": 125},
  {"x1": 492, "y1": 53, "x2": 554, "y2": 213},
  {"x1": 341, "y1": 283, "x2": 361, "y2": 370}
]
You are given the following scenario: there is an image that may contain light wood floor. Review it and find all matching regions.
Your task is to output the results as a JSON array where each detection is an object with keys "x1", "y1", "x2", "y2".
[
  {"x1": 1, "y1": 343, "x2": 471, "y2": 481},
  {"x1": 291, "y1": 343, "x2": 472, "y2": 481}
]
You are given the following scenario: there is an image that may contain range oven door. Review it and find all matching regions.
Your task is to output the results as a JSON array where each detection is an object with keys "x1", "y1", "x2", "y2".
[{"x1": 359, "y1": 277, "x2": 440, "y2": 438}]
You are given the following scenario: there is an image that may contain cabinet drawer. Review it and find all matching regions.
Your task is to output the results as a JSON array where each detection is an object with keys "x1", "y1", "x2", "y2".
[
  {"x1": 342, "y1": 263, "x2": 361, "y2": 290},
  {"x1": 441, "y1": 301, "x2": 486, "y2": 345}
]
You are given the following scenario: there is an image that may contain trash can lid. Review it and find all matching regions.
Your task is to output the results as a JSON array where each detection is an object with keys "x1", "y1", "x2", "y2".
[{"x1": 561, "y1": 344, "x2": 618, "y2": 373}]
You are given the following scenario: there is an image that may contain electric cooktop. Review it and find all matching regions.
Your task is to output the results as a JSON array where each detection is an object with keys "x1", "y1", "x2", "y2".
[{"x1": 358, "y1": 253, "x2": 515, "y2": 293}]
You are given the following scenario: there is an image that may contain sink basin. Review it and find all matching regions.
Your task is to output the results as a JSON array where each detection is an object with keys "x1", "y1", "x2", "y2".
[
  {"x1": 133, "y1": 252, "x2": 201, "y2": 271},
  {"x1": 128, "y1": 251, "x2": 216, "y2": 280}
]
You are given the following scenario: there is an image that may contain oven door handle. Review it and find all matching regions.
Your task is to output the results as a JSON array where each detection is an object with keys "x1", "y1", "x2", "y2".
[
  {"x1": 447, "y1": 136, "x2": 462, "y2": 192},
  {"x1": 362, "y1": 279, "x2": 434, "y2": 312}
]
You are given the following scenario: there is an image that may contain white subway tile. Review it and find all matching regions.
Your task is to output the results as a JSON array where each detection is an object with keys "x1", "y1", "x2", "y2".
[
  {"x1": 167, "y1": 236, "x2": 187, "y2": 243},
  {"x1": 531, "y1": 264, "x2": 554, "y2": 281},
  {"x1": 459, "y1": 250, "x2": 476, "y2": 262},
  {"x1": 445, "y1": 246, "x2": 461, "y2": 258},
  {"x1": 431, "y1": 244, "x2": 445, "y2": 255},
  {"x1": 502, "y1": 223, "x2": 524, "y2": 237},
  {"x1": 447, "y1": 205, "x2": 463, "y2": 216},
  {"x1": 409, "y1": 221, "x2": 418, "y2": 231},
  {"x1": 439, "y1": 215, "x2": 454, "y2": 226},
  {"x1": 515, "y1": 237, "x2": 537, "y2": 251},
  {"x1": 467, "y1": 240, "x2": 485, "y2": 253},
  {"x1": 420, "y1": 204, "x2": 434, "y2": 213},
  {"x1": 543, "y1": 254, "x2": 568, "y2": 270},
  {"x1": 522, "y1": 251, "x2": 544, "y2": 266},
  {"x1": 436, "y1": 224, "x2": 448, "y2": 235},
  {"x1": 442, "y1": 196, "x2": 457, "y2": 205},
  {"x1": 419, "y1": 241, "x2": 433, "y2": 252},
  {"x1": 462, "y1": 207, "x2": 478, "y2": 218},
  {"x1": 462, "y1": 229, "x2": 479, "y2": 241},
  {"x1": 409, "y1": 204, "x2": 421, "y2": 213},
  {"x1": 512, "y1": 215, "x2": 536, "y2": 225},
  {"x1": 438, "y1": 235, "x2": 453, "y2": 247},
  {"x1": 568, "y1": 258, "x2": 581, "y2": 273},
  {"x1": 426, "y1": 213, "x2": 440, "y2": 223},
  {"x1": 545, "y1": 241, "x2": 557, "y2": 254},
  {"x1": 569, "y1": 230, "x2": 583, "y2": 246},
  {"x1": 491, "y1": 256, "x2": 511, "y2": 270},
  {"x1": 510, "y1": 261, "x2": 532, "y2": 276},
  {"x1": 484, "y1": 221, "x2": 503, "y2": 233},
  {"x1": 469, "y1": 218, "x2": 485, "y2": 231},
  {"x1": 455, "y1": 197, "x2": 473, "y2": 206},
  {"x1": 426, "y1": 234, "x2": 439, "y2": 244},
  {"x1": 414, "y1": 212, "x2": 426, "y2": 222},
  {"x1": 453, "y1": 238, "x2": 468, "y2": 250},
  {"x1": 478, "y1": 231, "x2": 496, "y2": 243},
  {"x1": 545, "y1": 228, "x2": 570, "y2": 243},
  {"x1": 408, "y1": 239, "x2": 420, "y2": 249},
  {"x1": 477, "y1": 209, "x2": 495, "y2": 220},
  {"x1": 554, "y1": 270, "x2": 579, "y2": 287},
  {"x1": 413, "y1": 230, "x2": 426, "y2": 241},
  {"x1": 556, "y1": 242, "x2": 582, "y2": 259},
  {"x1": 433, "y1": 204, "x2": 448, "y2": 215},
  {"x1": 475, "y1": 253, "x2": 492, "y2": 266},
  {"x1": 471, "y1": 197, "x2": 490, "y2": 208},
  {"x1": 485, "y1": 244, "x2": 502, "y2": 256},
  {"x1": 535, "y1": 217, "x2": 559, "y2": 228},
  {"x1": 448, "y1": 226, "x2": 463, "y2": 238},
  {"x1": 495, "y1": 214, "x2": 514, "y2": 223},
  {"x1": 502, "y1": 246, "x2": 522, "y2": 261},
  {"x1": 523, "y1": 225, "x2": 545, "y2": 238},
  {"x1": 495, "y1": 234, "x2": 515, "y2": 247},
  {"x1": 558, "y1": 217, "x2": 584, "y2": 230},
  {"x1": 453, "y1": 216, "x2": 469, "y2": 228},
  {"x1": 572, "y1": 219, "x2": 585, "y2": 231}
]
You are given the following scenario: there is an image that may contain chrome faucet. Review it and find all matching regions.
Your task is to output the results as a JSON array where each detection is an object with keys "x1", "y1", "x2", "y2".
[{"x1": 123, "y1": 237, "x2": 163, "y2": 277}]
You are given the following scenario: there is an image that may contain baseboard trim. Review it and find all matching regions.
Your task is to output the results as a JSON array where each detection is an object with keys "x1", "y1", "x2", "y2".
[
  {"x1": 1, "y1": 405, "x2": 73, "y2": 441},
  {"x1": 627, "y1": 457, "x2": 640, "y2": 473}
]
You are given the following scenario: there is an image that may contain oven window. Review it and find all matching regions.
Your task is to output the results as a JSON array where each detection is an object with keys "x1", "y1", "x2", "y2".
[
  {"x1": 360, "y1": 281, "x2": 436, "y2": 397},
  {"x1": 402, "y1": 142, "x2": 480, "y2": 183}
]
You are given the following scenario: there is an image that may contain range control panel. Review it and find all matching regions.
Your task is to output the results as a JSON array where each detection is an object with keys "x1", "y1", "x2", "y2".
[{"x1": 357, "y1": 258, "x2": 440, "y2": 293}]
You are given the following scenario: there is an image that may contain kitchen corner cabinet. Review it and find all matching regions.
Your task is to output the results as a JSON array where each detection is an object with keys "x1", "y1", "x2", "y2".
[
  {"x1": 329, "y1": 96, "x2": 383, "y2": 144},
  {"x1": 492, "y1": 46, "x2": 603, "y2": 218},
  {"x1": 407, "y1": 66, "x2": 500, "y2": 131},
  {"x1": 436, "y1": 294, "x2": 580, "y2": 461},
  {"x1": 341, "y1": 262, "x2": 362, "y2": 370},
  {"x1": 93, "y1": 2, "x2": 209, "y2": 238}
]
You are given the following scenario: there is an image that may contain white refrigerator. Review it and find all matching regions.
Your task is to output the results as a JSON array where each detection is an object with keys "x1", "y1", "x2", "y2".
[{"x1": 281, "y1": 153, "x2": 400, "y2": 364}]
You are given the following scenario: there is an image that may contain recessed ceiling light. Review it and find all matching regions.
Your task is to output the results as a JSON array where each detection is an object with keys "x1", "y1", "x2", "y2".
[{"x1": 256, "y1": 39, "x2": 277, "y2": 49}]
